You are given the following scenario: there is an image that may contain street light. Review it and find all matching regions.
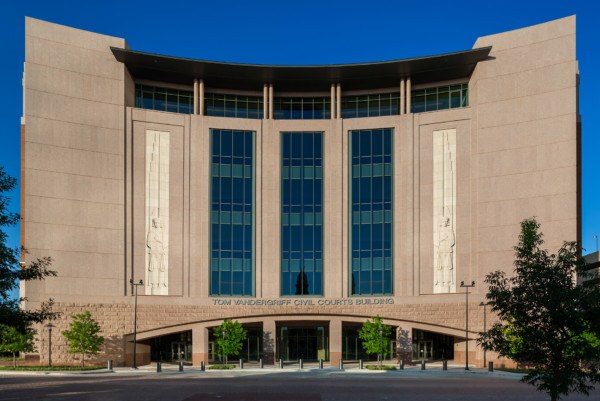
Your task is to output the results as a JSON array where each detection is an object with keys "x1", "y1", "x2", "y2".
[
  {"x1": 45, "y1": 323, "x2": 54, "y2": 367},
  {"x1": 460, "y1": 280, "x2": 475, "y2": 371},
  {"x1": 130, "y1": 278, "x2": 143, "y2": 369},
  {"x1": 379, "y1": 326, "x2": 384, "y2": 367},
  {"x1": 479, "y1": 302, "x2": 487, "y2": 368}
]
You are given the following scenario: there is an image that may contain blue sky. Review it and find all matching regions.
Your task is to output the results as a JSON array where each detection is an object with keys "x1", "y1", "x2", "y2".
[{"x1": 1, "y1": 1, "x2": 598, "y2": 299}]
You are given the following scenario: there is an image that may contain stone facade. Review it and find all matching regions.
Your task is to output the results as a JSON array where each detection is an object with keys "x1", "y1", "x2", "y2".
[{"x1": 22, "y1": 16, "x2": 579, "y2": 368}]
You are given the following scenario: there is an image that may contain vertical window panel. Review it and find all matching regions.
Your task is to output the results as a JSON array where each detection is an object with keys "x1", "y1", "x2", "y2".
[
  {"x1": 210, "y1": 129, "x2": 254, "y2": 296},
  {"x1": 281, "y1": 132, "x2": 324, "y2": 295},
  {"x1": 350, "y1": 128, "x2": 393, "y2": 295}
]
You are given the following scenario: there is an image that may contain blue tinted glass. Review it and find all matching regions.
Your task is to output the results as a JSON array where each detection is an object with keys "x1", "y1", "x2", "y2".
[
  {"x1": 211, "y1": 129, "x2": 254, "y2": 296},
  {"x1": 281, "y1": 132, "x2": 323, "y2": 295},
  {"x1": 233, "y1": 131, "x2": 245, "y2": 157},
  {"x1": 350, "y1": 129, "x2": 393, "y2": 295}
]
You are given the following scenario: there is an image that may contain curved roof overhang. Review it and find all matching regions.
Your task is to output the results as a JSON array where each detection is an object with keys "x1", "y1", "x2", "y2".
[{"x1": 111, "y1": 46, "x2": 491, "y2": 92}]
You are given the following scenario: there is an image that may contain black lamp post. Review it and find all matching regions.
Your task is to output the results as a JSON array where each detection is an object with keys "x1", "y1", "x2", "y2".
[
  {"x1": 479, "y1": 302, "x2": 487, "y2": 368},
  {"x1": 379, "y1": 326, "x2": 384, "y2": 367},
  {"x1": 45, "y1": 323, "x2": 54, "y2": 367},
  {"x1": 130, "y1": 278, "x2": 143, "y2": 369},
  {"x1": 460, "y1": 280, "x2": 475, "y2": 370}
]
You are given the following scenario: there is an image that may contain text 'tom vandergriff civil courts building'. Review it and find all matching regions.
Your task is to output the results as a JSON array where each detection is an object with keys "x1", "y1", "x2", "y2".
[{"x1": 20, "y1": 16, "x2": 580, "y2": 367}]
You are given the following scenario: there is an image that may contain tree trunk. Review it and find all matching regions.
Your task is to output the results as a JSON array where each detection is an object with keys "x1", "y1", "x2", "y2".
[
  {"x1": 81, "y1": 354, "x2": 85, "y2": 368},
  {"x1": 12, "y1": 352, "x2": 16, "y2": 368}
]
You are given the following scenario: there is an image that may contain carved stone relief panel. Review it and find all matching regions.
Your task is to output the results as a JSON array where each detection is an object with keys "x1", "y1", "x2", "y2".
[
  {"x1": 433, "y1": 129, "x2": 456, "y2": 294},
  {"x1": 145, "y1": 130, "x2": 170, "y2": 295}
]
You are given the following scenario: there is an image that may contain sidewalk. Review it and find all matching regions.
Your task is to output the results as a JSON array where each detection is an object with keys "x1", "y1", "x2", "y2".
[{"x1": 0, "y1": 360, "x2": 525, "y2": 379}]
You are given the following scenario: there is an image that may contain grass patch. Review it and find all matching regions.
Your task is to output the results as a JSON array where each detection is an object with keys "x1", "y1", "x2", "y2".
[
  {"x1": 365, "y1": 365, "x2": 397, "y2": 371},
  {"x1": 208, "y1": 364, "x2": 236, "y2": 370},
  {"x1": 496, "y1": 367, "x2": 530, "y2": 374},
  {"x1": 0, "y1": 365, "x2": 104, "y2": 371}
]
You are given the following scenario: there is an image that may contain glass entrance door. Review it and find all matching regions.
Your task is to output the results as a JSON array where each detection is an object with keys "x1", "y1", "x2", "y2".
[
  {"x1": 416, "y1": 340, "x2": 433, "y2": 360},
  {"x1": 278, "y1": 326, "x2": 328, "y2": 361},
  {"x1": 171, "y1": 341, "x2": 186, "y2": 362}
]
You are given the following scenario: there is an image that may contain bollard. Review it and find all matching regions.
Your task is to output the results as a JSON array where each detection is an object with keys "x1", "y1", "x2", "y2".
[
  {"x1": 179, "y1": 360, "x2": 184, "y2": 372},
  {"x1": 359, "y1": 359, "x2": 363, "y2": 370},
  {"x1": 107, "y1": 359, "x2": 113, "y2": 371},
  {"x1": 299, "y1": 359, "x2": 303, "y2": 369},
  {"x1": 488, "y1": 361, "x2": 494, "y2": 372},
  {"x1": 319, "y1": 359, "x2": 323, "y2": 369},
  {"x1": 259, "y1": 358, "x2": 264, "y2": 369},
  {"x1": 279, "y1": 359, "x2": 283, "y2": 369},
  {"x1": 156, "y1": 361, "x2": 162, "y2": 373},
  {"x1": 239, "y1": 359, "x2": 244, "y2": 369},
  {"x1": 443, "y1": 360, "x2": 448, "y2": 371},
  {"x1": 201, "y1": 361, "x2": 205, "y2": 371},
  {"x1": 421, "y1": 360, "x2": 426, "y2": 370},
  {"x1": 400, "y1": 359, "x2": 404, "y2": 370},
  {"x1": 339, "y1": 359, "x2": 344, "y2": 370}
]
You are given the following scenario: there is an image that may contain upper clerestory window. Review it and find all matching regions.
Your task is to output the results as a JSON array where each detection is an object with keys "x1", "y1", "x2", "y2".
[
  {"x1": 341, "y1": 93, "x2": 400, "y2": 119},
  {"x1": 205, "y1": 93, "x2": 264, "y2": 119},
  {"x1": 135, "y1": 84, "x2": 193, "y2": 114},
  {"x1": 273, "y1": 97, "x2": 331, "y2": 120},
  {"x1": 411, "y1": 84, "x2": 468, "y2": 113}
]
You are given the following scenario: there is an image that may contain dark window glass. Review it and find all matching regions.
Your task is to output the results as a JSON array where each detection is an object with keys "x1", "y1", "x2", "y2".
[
  {"x1": 211, "y1": 129, "x2": 254, "y2": 296},
  {"x1": 350, "y1": 128, "x2": 393, "y2": 295},
  {"x1": 134, "y1": 84, "x2": 193, "y2": 114},
  {"x1": 281, "y1": 132, "x2": 324, "y2": 295}
]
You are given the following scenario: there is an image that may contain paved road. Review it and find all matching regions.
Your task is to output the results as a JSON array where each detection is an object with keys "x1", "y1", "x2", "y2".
[{"x1": 0, "y1": 370, "x2": 597, "y2": 401}]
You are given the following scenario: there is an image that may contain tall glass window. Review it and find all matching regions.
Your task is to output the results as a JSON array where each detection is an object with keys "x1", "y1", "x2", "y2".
[
  {"x1": 411, "y1": 84, "x2": 468, "y2": 113},
  {"x1": 211, "y1": 129, "x2": 254, "y2": 296},
  {"x1": 135, "y1": 84, "x2": 193, "y2": 114},
  {"x1": 205, "y1": 93, "x2": 264, "y2": 119},
  {"x1": 350, "y1": 128, "x2": 393, "y2": 295},
  {"x1": 281, "y1": 132, "x2": 323, "y2": 296},
  {"x1": 273, "y1": 97, "x2": 331, "y2": 120},
  {"x1": 341, "y1": 93, "x2": 400, "y2": 119}
]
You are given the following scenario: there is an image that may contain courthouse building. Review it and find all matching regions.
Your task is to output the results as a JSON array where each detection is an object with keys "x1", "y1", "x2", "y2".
[{"x1": 20, "y1": 16, "x2": 580, "y2": 366}]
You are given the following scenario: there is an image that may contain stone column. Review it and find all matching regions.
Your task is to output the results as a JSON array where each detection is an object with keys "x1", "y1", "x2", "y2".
[
  {"x1": 192, "y1": 326, "x2": 209, "y2": 366},
  {"x1": 329, "y1": 319, "x2": 342, "y2": 366},
  {"x1": 199, "y1": 79, "x2": 205, "y2": 116},
  {"x1": 268, "y1": 84, "x2": 274, "y2": 120},
  {"x1": 193, "y1": 79, "x2": 199, "y2": 115},
  {"x1": 330, "y1": 83, "x2": 336, "y2": 119},
  {"x1": 406, "y1": 77, "x2": 411, "y2": 113},
  {"x1": 336, "y1": 84, "x2": 341, "y2": 119},
  {"x1": 263, "y1": 84, "x2": 269, "y2": 119},
  {"x1": 400, "y1": 79, "x2": 405, "y2": 115},
  {"x1": 262, "y1": 319, "x2": 277, "y2": 365}
]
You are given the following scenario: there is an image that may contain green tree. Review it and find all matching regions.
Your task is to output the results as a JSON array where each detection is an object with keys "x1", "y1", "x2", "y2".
[
  {"x1": 62, "y1": 311, "x2": 104, "y2": 367},
  {"x1": 213, "y1": 319, "x2": 246, "y2": 365},
  {"x1": 0, "y1": 166, "x2": 58, "y2": 331},
  {"x1": 0, "y1": 324, "x2": 35, "y2": 368},
  {"x1": 359, "y1": 316, "x2": 392, "y2": 367},
  {"x1": 478, "y1": 218, "x2": 600, "y2": 401}
]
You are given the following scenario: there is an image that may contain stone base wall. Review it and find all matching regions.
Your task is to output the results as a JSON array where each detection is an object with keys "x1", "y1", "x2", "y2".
[{"x1": 30, "y1": 300, "x2": 496, "y2": 367}]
